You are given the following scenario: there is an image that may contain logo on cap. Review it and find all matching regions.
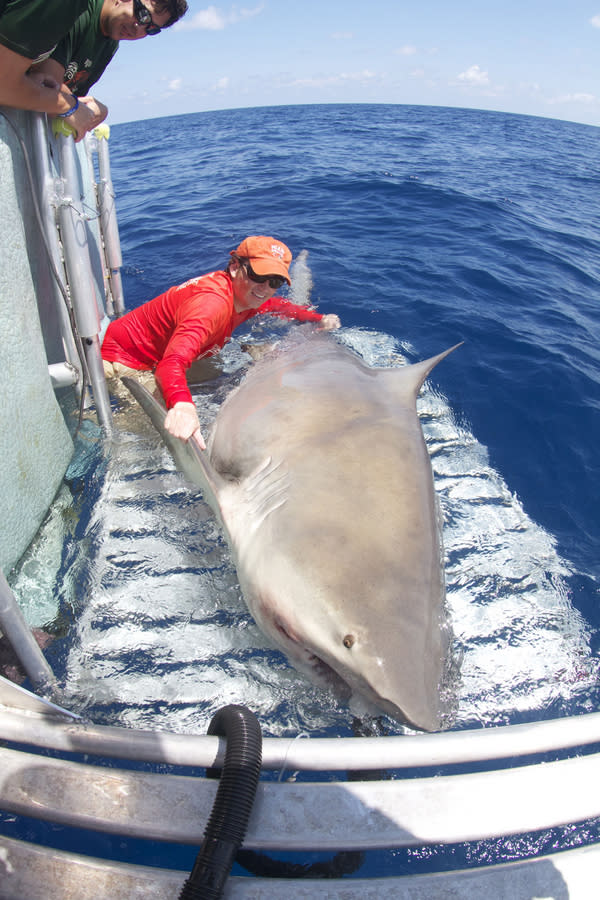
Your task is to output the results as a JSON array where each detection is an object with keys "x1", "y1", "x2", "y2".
[{"x1": 270, "y1": 244, "x2": 285, "y2": 259}]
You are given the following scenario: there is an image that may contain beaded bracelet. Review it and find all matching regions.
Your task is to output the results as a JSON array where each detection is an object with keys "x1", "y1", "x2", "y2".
[{"x1": 58, "y1": 95, "x2": 80, "y2": 118}]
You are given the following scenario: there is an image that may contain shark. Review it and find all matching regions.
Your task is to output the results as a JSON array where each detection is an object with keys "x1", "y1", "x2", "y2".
[{"x1": 124, "y1": 331, "x2": 459, "y2": 731}]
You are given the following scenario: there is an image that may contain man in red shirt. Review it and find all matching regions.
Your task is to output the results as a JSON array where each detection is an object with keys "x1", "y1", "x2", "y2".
[{"x1": 102, "y1": 235, "x2": 341, "y2": 447}]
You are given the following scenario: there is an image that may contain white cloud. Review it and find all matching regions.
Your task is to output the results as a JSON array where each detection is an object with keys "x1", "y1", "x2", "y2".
[
  {"x1": 457, "y1": 64, "x2": 490, "y2": 86},
  {"x1": 590, "y1": 15, "x2": 600, "y2": 28},
  {"x1": 178, "y1": 6, "x2": 224, "y2": 29},
  {"x1": 289, "y1": 70, "x2": 378, "y2": 89},
  {"x1": 212, "y1": 77, "x2": 230, "y2": 92},
  {"x1": 396, "y1": 45, "x2": 417, "y2": 56},
  {"x1": 175, "y1": 4, "x2": 264, "y2": 31},
  {"x1": 331, "y1": 31, "x2": 353, "y2": 40},
  {"x1": 168, "y1": 78, "x2": 182, "y2": 91},
  {"x1": 548, "y1": 92, "x2": 596, "y2": 105}
]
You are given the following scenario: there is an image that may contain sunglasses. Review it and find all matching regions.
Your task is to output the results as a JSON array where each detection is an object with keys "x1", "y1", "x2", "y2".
[
  {"x1": 133, "y1": 0, "x2": 162, "y2": 35},
  {"x1": 244, "y1": 262, "x2": 286, "y2": 290}
]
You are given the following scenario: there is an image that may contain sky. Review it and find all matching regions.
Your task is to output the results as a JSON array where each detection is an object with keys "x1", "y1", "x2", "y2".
[{"x1": 96, "y1": 1, "x2": 600, "y2": 128}]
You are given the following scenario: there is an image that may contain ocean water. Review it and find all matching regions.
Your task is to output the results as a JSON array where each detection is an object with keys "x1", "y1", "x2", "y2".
[
  {"x1": 6, "y1": 101, "x2": 600, "y2": 876},
  {"x1": 13, "y1": 103, "x2": 600, "y2": 739}
]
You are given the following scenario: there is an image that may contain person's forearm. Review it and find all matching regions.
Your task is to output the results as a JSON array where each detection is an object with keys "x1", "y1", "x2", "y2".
[
  {"x1": 260, "y1": 297, "x2": 324, "y2": 322},
  {"x1": 155, "y1": 356, "x2": 194, "y2": 410},
  {"x1": 0, "y1": 47, "x2": 76, "y2": 114},
  {"x1": 0, "y1": 73, "x2": 71, "y2": 113}
]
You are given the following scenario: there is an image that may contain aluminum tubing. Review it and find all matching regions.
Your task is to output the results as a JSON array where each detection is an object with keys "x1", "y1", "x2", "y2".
[
  {"x1": 30, "y1": 115, "x2": 81, "y2": 369},
  {"x1": 48, "y1": 362, "x2": 79, "y2": 389},
  {"x1": 108, "y1": 265, "x2": 125, "y2": 317},
  {"x1": 55, "y1": 133, "x2": 100, "y2": 339},
  {"x1": 96, "y1": 132, "x2": 125, "y2": 316},
  {"x1": 96, "y1": 137, "x2": 122, "y2": 271},
  {"x1": 55, "y1": 132, "x2": 112, "y2": 430},
  {"x1": 0, "y1": 572, "x2": 56, "y2": 694},
  {"x1": 83, "y1": 334, "x2": 113, "y2": 433}
]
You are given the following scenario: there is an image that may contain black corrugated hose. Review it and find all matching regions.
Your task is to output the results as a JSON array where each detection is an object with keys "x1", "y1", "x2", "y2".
[{"x1": 178, "y1": 705, "x2": 263, "y2": 899}]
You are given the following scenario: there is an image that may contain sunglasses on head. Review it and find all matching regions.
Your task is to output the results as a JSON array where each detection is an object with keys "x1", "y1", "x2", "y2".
[
  {"x1": 133, "y1": 0, "x2": 162, "y2": 35},
  {"x1": 244, "y1": 261, "x2": 286, "y2": 290}
]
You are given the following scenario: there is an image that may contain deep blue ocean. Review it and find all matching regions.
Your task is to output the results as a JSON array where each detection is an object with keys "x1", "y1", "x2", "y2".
[{"x1": 6, "y1": 103, "x2": 600, "y2": 876}]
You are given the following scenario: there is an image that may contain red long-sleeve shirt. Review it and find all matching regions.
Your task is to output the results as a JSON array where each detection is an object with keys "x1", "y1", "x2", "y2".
[{"x1": 101, "y1": 270, "x2": 323, "y2": 408}]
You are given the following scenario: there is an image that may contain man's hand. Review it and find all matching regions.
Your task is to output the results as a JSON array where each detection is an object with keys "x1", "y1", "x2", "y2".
[
  {"x1": 63, "y1": 94, "x2": 109, "y2": 142},
  {"x1": 78, "y1": 95, "x2": 108, "y2": 133},
  {"x1": 164, "y1": 401, "x2": 206, "y2": 449},
  {"x1": 318, "y1": 314, "x2": 341, "y2": 331},
  {"x1": 31, "y1": 58, "x2": 108, "y2": 142}
]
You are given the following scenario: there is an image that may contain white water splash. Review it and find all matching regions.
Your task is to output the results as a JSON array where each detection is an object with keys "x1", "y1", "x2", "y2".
[{"x1": 288, "y1": 249, "x2": 313, "y2": 307}]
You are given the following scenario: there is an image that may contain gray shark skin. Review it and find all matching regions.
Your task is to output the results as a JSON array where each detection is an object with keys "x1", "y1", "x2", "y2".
[{"x1": 123, "y1": 332, "x2": 460, "y2": 731}]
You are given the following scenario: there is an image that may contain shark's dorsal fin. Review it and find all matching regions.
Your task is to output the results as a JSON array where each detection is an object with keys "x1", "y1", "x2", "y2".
[{"x1": 376, "y1": 342, "x2": 463, "y2": 404}]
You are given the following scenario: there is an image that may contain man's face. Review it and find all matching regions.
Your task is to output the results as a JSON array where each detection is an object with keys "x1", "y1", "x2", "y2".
[
  {"x1": 231, "y1": 261, "x2": 281, "y2": 313},
  {"x1": 102, "y1": 0, "x2": 171, "y2": 42}
]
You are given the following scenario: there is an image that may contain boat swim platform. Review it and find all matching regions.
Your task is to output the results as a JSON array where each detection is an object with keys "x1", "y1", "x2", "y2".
[{"x1": 1, "y1": 678, "x2": 599, "y2": 898}]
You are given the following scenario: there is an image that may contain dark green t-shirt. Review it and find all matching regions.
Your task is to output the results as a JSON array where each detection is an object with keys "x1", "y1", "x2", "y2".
[
  {"x1": 51, "y1": 0, "x2": 118, "y2": 96},
  {"x1": 0, "y1": 0, "x2": 87, "y2": 61}
]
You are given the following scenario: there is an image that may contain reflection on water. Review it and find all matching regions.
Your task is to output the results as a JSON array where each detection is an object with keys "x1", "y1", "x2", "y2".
[{"x1": 9, "y1": 327, "x2": 598, "y2": 737}]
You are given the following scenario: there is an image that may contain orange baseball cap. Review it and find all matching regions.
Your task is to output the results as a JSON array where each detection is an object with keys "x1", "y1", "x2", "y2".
[{"x1": 231, "y1": 235, "x2": 293, "y2": 284}]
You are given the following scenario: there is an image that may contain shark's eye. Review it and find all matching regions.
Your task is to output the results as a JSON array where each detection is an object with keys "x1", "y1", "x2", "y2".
[{"x1": 343, "y1": 634, "x2": 355, "y2": 649}]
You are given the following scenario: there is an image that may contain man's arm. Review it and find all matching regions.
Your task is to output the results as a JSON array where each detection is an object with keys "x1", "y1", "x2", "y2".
[
  {"x1": 30, "y1": 57, "x2": 108, "y2": 141},
  {"x1": 0, "y1": 42, "x2": 71, "y2": 112},
  {"x1": 155, "y1": 290, "x2": 233, "y2": 446},
  {"x1": 258, "y1": 298, "x2": 341, "y2": 330}
]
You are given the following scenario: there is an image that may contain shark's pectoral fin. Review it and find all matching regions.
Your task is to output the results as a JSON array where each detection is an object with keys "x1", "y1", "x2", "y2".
[
  {"x1": 121, "y1": 376, "x2": 224, "y2": 510},
  {"x1": 218, "y1": 456, "x2": 289, "y2": 549}
]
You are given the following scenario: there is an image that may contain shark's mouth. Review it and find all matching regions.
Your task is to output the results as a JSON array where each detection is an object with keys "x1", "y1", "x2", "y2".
[
  {"x1": 305, "y1": 651, "x2": 353, "y2": 701},
  {"x1": 272, "y1": 616, "x2": 352, "y2": 700}
]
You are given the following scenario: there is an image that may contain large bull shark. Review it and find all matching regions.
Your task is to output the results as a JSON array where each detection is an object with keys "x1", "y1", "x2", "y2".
[{"x1": 124, "y1": 331, "x2": 459, "y2": 731}]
